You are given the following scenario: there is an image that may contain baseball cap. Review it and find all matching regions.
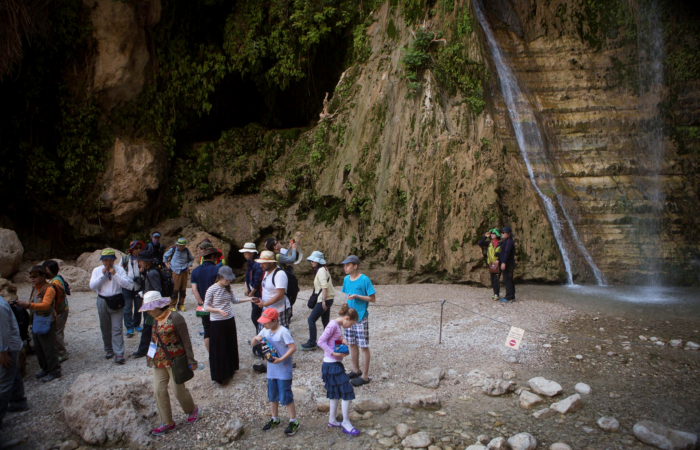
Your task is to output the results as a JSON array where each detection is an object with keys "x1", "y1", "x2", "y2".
[
  {"x1": 257, "y1": 308, "x2": 279, "y2": 323},
  {"x1": 218, "y1": 265, "x2": 235, "y2": 281},
  {"x1": 340, "y1": 255, "x2": 360, "y2": 265}
]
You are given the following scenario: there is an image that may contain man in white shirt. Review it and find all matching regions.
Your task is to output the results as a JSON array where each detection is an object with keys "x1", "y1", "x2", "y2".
[
  {"x1": 254, "y1": 251, "x2": 291, "y2": 330},
  {"x1": 89, "y1": 248, "x2": 131, "y2": 364}
]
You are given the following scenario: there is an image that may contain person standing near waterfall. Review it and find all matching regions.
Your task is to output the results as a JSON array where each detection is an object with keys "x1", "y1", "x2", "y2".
[
  {"x1": 478, "y1": 229, "x2": 501, "y2": 300},
  {"x1": 498, "y1": 227, "x2": 516, "y2": 303}
]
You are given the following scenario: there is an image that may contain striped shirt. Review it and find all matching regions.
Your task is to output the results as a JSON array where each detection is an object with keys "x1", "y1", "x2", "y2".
[{"x1": 203, "y1": 283, "x2": 242, "y2": 321}]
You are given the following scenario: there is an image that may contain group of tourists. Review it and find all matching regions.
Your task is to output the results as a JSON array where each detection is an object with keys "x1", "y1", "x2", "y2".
[{"x1": 2, "y1": 225, "x2": 517, "y2": 436}]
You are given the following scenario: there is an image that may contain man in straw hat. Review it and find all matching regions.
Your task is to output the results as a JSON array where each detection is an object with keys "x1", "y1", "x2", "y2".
[
  {"x1": 89, "y1": 249, "x2": 131, "y2": 364},
  {"x1": 240, "y1": 243, "x2": 263, "y2": 332},
  {"x1": 191, "y1": 246, "x2": 223, "y2": 353},
  {"x1": 164, "y1": 238, "x2": 194, "y2": 312}
]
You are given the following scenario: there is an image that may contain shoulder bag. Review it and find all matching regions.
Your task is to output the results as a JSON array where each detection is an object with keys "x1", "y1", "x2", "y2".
[
  {"x1": 489, "y1": 262, "x2": 501, "y2": 274},
  {"x1": 155, "y1": 330, "x2": 194, "y2": 384},
  {"x1": 32, "y1": 314, "x2": 52, "y2": 335}
]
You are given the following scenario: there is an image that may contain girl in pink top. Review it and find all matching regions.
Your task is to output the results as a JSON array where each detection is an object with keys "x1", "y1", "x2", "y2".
[{"x1": 318, "y1": 304, "x2": 359, "y2": 436}]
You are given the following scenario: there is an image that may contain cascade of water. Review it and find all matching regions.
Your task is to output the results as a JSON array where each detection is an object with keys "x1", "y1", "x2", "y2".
[
  {"x1": 636, "y1": 0, "x2": 665, "y2": 286},
  {"x1": 473, "y1": 0, "x2": 606, "y2": 286}
]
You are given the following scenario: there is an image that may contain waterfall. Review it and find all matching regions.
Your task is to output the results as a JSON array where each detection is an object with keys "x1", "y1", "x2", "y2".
[
  {"x1": 473, "y1": 0, "x2": 606, "y2": 286},
  {"x1": 636, "y1": 0, "x2": 665, "y2": 286}
]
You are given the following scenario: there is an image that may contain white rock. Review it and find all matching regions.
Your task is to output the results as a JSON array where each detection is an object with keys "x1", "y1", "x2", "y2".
[
  {"x1": 291, "y1": 386, "x2": 313, "y2": 405},
  {"x1": 0, "y1": 229, "x2": 23, "y2": 279},
  {"x1": 502, "y1": 371, "x2": 516, "y2": 380},
  {"x1": 575, "y1": 354, "x2": 583, "y2": 360},
  {"x1": 59, "y1": 441, "x2": 79, "y2": 450},
  {"x1": 549, "y1": 444, "x2": 572, "y2": 450},
  {"x1": 402, "y1": 431, "x2": 434, "y2": 448},
  {"x1": 519, "y1": 391, "x2": 543, "y2": 409},
  {"x1": 582, "y1": 426, "x2": 595, "y2": 434},
  {"x1": 399, "y1": 393, "x2": 442, "y2": 410},
  {"x1": 466, "y1": 445, "x2": 487, "y2": 450},
  {"x1": 533, "y1": 407, "x2": 556, "y2": 419},
  {"x1": 482, "y1": 378, "x2": 516, "y2": 397},
  {"x1": 650, "y1": 336, "x2": 659, "y2": 342},
  {"x1": 466, "y1": 370, "x2": 491, "y2": 387},
  {"x1": 655, "y1": 341, "x2": 665, "y2": 346},
  {"x1": 447, "y1": 369, "x2": 458, "y2": 377},
  {"x1": 477, "y1": 434, "x2": 490, "y2": 444},
  {"x1": 542, "y1": 344, "x2": 552, "y2": 348},
  {"x1": 528, "y1": 377, "x2": 562, "y2": 397},
  {"x1": 685, "y1": 342, "x2": 699, "y2": 350},
  {"x1": 639, "y1": 335, "x2": 648, "y2": 340},
  {"x1": 487, "y1": 436, "x2": 507, "y2": 449},
  {"x1": 633, "y1": 420, "x2": 698, "y2": 450},
  {"x1": 396, "y1": 423, "x2": 414, "y2": 439},
  {"x1": 408, "y1": 367, "x2": 445, "y2": 389},
  {"x1": 669, "y1": 339, "x2": 683, "y2": 348},
  {"x1": 354, "y1": 397, "x2": 391, "y2": 413},
  {"x1": 574, "y1": 382, "x2": 591, "y2": 395},
  {"x1": 378, "y1": 437, "x2": 395, "y2": 447},
  {"x1": 597, "y1": 416, "x2": 620, "y2": 432},
  {"x1": 221, "y1": 419, "x2": 244, "y2": 441},
  {"x1": 507, "y1": 432, "x2": 537, "y2": 450},
  {"x1": 550, "y1": 394, "x2": 583, "y2": 414}
]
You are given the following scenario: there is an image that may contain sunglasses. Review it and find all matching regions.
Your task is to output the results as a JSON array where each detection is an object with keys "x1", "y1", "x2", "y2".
[{"x1": 30, "y1": 274, "x2": 41, "y2": 279}]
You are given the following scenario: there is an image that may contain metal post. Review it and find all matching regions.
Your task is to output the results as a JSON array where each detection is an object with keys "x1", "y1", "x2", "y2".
[{"x1": 439, "y1": 300, "x2": 446, "y2": 344}]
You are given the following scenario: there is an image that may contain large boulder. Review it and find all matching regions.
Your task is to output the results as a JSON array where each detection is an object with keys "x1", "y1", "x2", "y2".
[
  {"x1": 84, "y1": 0, "x2": 150, "y2": 109},
  {"x1": 60, "y1": 265, "x2": 92, "y2": 292},
  {"x1": 77, "y1": 249, "x2": 126, "y2": 273},
  {"x1": 100, "y1": 138, "x2": 164, "y2": 226},
  {"x1": 62, "y1": 373, "x2": 155, "y2": 449},
  {"x1": 0, "y1": 278, "x2": 18, "y2": 302},
  {"x1": 632, "y1": 420, "x2": 698, "y2": 450},
  {"x1": 151, "y1": 218, "x2": 232, "y2": 265},
  {"x1": 0, "y1": 229, "x2": 23, "y2": 278}
]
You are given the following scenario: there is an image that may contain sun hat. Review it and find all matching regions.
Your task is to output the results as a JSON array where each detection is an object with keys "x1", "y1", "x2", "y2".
[
  {"x1": 501, "y1": 226, "x2": 513, "y2": 234},
  {"x1": 100, "y1": 249, "x2": 117, "y2": 260},
  {"x1": 255, "y1": 250, "x2": 277, "y2": 264},
  {"x1": 307, "y1": 251, "x2": 326, "y2": 265},
  {"x1": 128, "y1": 240, "x2": 145, "y2": 252},
  {"x1": 257, "y1": 308, "x2": 279, "y2": 323},
  {"x1": 132, "y1": 248, "x2": 157, "y2": 262},
  {"x1": 176, "y1": 238, "x2": 188, "y2": 245},
  {"x1": 339, "y1": 255, "x2": 360, "y2": 265},
  {"x1": 218, "y1": 265, "x2": 235, "y2": 281},
  {"x1": 199, "y1": 241, "x2": 214, "y2": 249},
  {"x1": 490, "y1": 229, "x2": 501, "y2": 238},
  {"x1": 201, "y1": 246, "x2": 222, "y2": 258},
  {"x1": 152, "y1": 232, "x2": 161, "y2": 238},
  {"x1": 239, "y1": 243, "x2": 258, "y2": 253},
  {"x1": 29, "y1": 265, "x2": 49, "y2": 276},
  {"x1": 139, "y1": 291, "x2": 171, "y2": 312}
]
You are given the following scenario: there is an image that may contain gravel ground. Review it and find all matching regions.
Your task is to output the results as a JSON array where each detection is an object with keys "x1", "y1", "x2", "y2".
[{"x1": 1, "y1": 282, "x2": 699, "y2": 450}]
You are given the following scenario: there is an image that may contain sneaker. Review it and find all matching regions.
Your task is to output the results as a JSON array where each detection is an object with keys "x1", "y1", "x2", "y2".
[
  {"x1": 132, "y1": 351, "x2": 146, "y2": 358},
  {"x1": 8, "y1": 402, "x2": 29, "y2": 413},
  {"x1": 284, "y1": 420, "x2": 300, "y2": 436},
  {"x1": 105, "y1": 351, "x2": 114, "y2": 359},
  {"x1": 114, "y1": 356, "x2": 126, "y2": 365},
  {"x1": 34, "y1": 370, "x2": 48, "y2": 379},
  {"x1": 126, "y1": 328, "x2": 134, "y2": 337},
  {"x1": 170, "y1": 307, "x2": 176, "y2": 312},
  {"x1": 262, "y1": 418, "x2": 280, "y2": 431},
  {"x1": 41, "y1": 372, "x2": 61, "y2": 383},
  {"x1": 178, "y1": 305, "x2": 186, "y2": 312},
  {"x1": 499, "y1": 298, "x2": 514, "y2": 303},
  {"x1": 58, "y1": 354, "x2": 70, "y2": 363},
  {"x1": 253, "y1": 363, "x2": 267, "y2": 374},
  {"x1": 135, "y1": 326, "x2": 143, "y2": 332},
  {"x1": 492, "y1": 295, "x2": 499, "y2": 300},
  {"x1": 301, "y1": 342, "x2": 317, "y2": 351},
  {"x1": 151, "y1": 423, "x2": 176, "y2": 436},
  {"x1": 187, "y1": 406, "x2": 199, "y2": 424}
]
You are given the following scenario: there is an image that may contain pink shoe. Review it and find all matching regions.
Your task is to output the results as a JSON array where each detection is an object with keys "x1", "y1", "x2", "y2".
[
  {"x1": 187, "y1": 406, "x2": 199, "y2": 424},
  {"x1": 151, "y1": 423, "x2": 176, "y2": 436}
]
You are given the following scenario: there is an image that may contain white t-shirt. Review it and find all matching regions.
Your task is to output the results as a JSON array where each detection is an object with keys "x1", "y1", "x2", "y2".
[{"x1": 262, "y1": 269, "x2": 291, "y2": 312}]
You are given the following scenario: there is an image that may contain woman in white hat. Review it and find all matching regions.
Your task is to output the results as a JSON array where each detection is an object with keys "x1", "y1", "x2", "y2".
[
  {"x1": 139, "y1": 291, "x2": 199, "y2": 436},
  {"x1": 203, "y1": 266, "x2": 256, "y2": 384},
  {"x1": 301, "y1": 251, "x2": 335, "y2": 351},
  {"x1": 240, "y1": 243, "x2": 264, "y2": 332}
]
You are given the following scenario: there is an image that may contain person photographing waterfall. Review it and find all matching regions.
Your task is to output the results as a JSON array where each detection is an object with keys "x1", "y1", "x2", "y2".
[{"x1": 498, "y1": 227, "x2": 516, "y2": 303}]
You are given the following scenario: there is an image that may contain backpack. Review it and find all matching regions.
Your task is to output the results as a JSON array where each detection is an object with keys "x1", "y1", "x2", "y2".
[
  {"x1": 166, "y1": 245, "x2": 192, "y2": 262},
  {"x1": 271, "y1": 266, "x2": 300, "y2": 306},
  {"x1": 57, "y1": 275, "x2": 71, "y2": 296},
  {"x1": 157, "y1": 264, "x2": 175, "y2": 297},
  {"x1": 10, "y1": 302, "x2": 30, "y2": 342},
  {"x1": 121, "y1": 254, "x2": 131, "y2": 273},
  {"x1": 41, "y1": 283, "x2": 67, "y2": 316}
]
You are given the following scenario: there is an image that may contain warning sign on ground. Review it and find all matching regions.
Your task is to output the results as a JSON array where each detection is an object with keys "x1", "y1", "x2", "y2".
[{"x1": 505, "y1": 326, "x2": 525, "y2": 350}]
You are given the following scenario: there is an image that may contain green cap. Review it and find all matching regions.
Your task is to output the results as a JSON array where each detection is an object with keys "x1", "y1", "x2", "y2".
[
  {"x1": 100, "y1": 248, "x2": 117, "y2": 260},
  {"x1": 176, "y1": 238, "x2": 188, "y2": 245}
]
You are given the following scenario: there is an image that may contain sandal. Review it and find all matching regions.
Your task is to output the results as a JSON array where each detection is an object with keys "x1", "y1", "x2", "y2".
[
  {"x1": 342, "y1": 426, "x2": 361, "y2": 436},
  {"x1": 328, "y1": 422, "x2": 342, "y2": 428},
  {"x1": 350, "y1": 377, "x2": 370, "y2": 387},
  {"x1": 348, "y1": 370, "x2": 362, "y2": 379}
]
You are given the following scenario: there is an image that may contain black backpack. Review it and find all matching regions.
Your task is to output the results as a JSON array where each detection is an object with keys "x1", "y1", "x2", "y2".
[
  {"x1": 157, "y1": 264, "x2": 175, "y2": 298},
  {"x1": 271, "y1": 267, "x2": 300, "y2": 306},
  {"x1": 10, "y1": 302, "x2": 30, "y2": 342}
]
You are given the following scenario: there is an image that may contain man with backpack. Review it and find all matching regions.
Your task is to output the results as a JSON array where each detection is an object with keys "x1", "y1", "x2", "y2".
[
  {"x1": 121, "y1": 240, "x2": 145, "y2": 337},
  {"x1": 42, "y1": 260, "x2": 71, "y2": 363},
  {"x1": 164, "y1": 238, "x2": 194, "y2": 312},
  {"x1": 16, "y1": 265, "x2": 63, "y2": 381},
  {"x1": 263, "y1": 238, "x2": 301, "y2": 314},
  {"x1": 131, "y1": 247, "x2": 166, "y2": 358}
]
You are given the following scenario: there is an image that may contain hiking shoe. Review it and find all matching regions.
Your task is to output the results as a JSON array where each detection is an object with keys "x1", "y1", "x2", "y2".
[
  {"x1": 151, "y1": 423, "x2": 176, "y2": 436},
  {"x1": 301, "y1": 342, "x2": 317, "y2": 351},
  {"x1": 41, "y1": 372, "x2": 61, "y2": 383},
  {"x1": 499, "y1": 298, "x2": 514, "y2": 303},
  {"x1": 284, "y1": 420, "x2": 300, "y2": 436},
  {"x1": 58, "y1": 354, "x2": 70, "y2": 363},
  {"x1": 350, "y1": 377, "x2": 370, "y2": 387},
  {"x1": 34, "y1": 370, "x2": 48, "y2": 379},
  {"x1": 126, "y1": 328, "x2": 135, "y2": 337},
  {"x1": 492, "y1": 295, "x2": 499, "y2": 300},
  {"x1": 262, "y1": 418, "x2": 280, "y2": 431},
  {"x1": 105, "y1": 351, "x2": 114, "y2": 359},
  {"x1": 132, "y1": 351, "x2": 147, "y2": 358},
  {"x1": 114, "y1": 356, "x2": 126, "y2": 365},
  {"x1": 170, "y1": 307, "x2": 176, "y2": 312},
  {"x1": 135, "y1": 326, "x2": 143, "y2": 332},
  {"x1": 347, "y1": 370, "x2": 362, "y2": 379},
  {"x1": 178, "y1": 305, "x2": 186, "y2": 312},
  {"x1": 8, "y1": 402, "x2": 29, "y2": 413},
  {"x1": 187, "y1": 406, "x2": 199, "y2": 424},
  {"x1": 253, "y1": 363, "x2": 267, "y2": 374}
]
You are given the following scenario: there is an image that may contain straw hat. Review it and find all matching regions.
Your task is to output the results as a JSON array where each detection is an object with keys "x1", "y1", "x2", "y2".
[
  {"x1": 239, "y1": 243, "x2": 258, "y2": 253},
  {"x1": 255, "y1": 250, "x2": 277, "y2": 264},
  {"x1": 138, "y1": 291, "x2": 171, "y2": 312}
]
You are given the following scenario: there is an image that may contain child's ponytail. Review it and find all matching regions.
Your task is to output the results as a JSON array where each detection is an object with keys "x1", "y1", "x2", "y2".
[{"x1": 338, "y1": 303, "x2": 359, "y2": 321}]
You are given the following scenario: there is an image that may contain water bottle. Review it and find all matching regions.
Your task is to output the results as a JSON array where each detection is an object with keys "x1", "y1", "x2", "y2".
[{"x1": 190, "y1": 363, "x2": 205, "y2": 370}]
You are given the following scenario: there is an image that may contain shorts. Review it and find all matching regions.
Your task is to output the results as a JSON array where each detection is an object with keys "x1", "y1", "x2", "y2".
[
  {"x1": 257, "y1": 307, "x2": 290, "y2": 333},
  {"x1": 267, "y1": 378, "x2": 294, "y2": 406},
  {"x1": 344, "y1": 314, "x2": 369, "y2": 348},
  {"x1": 201, "y1": 314, "x2": 211, "y2": 339}
]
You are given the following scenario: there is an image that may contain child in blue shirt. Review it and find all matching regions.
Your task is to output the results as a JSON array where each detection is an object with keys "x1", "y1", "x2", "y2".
[
  {"x1": 250, "y1": 308, "x2": 299, "y2": 436},
  {"x1": 339, "y1": 255, "x2": 376, "y2": 387}
]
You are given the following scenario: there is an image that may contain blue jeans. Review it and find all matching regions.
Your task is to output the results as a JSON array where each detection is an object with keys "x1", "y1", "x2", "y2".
[
  {"x1": 307, "y1": 299, "x2": 333, "y2": 344},
  {"x1": 0, "y1": 350, "x2": 26, "y2": 426},
  {"x1": 123, "y1": 289, "x2": 142, "y2": 330}
]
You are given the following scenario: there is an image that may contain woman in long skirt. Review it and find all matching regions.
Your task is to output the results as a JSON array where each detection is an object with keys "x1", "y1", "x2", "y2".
[{"x1": 203, "y1": 266, "x2": 254, "y2": 383}]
